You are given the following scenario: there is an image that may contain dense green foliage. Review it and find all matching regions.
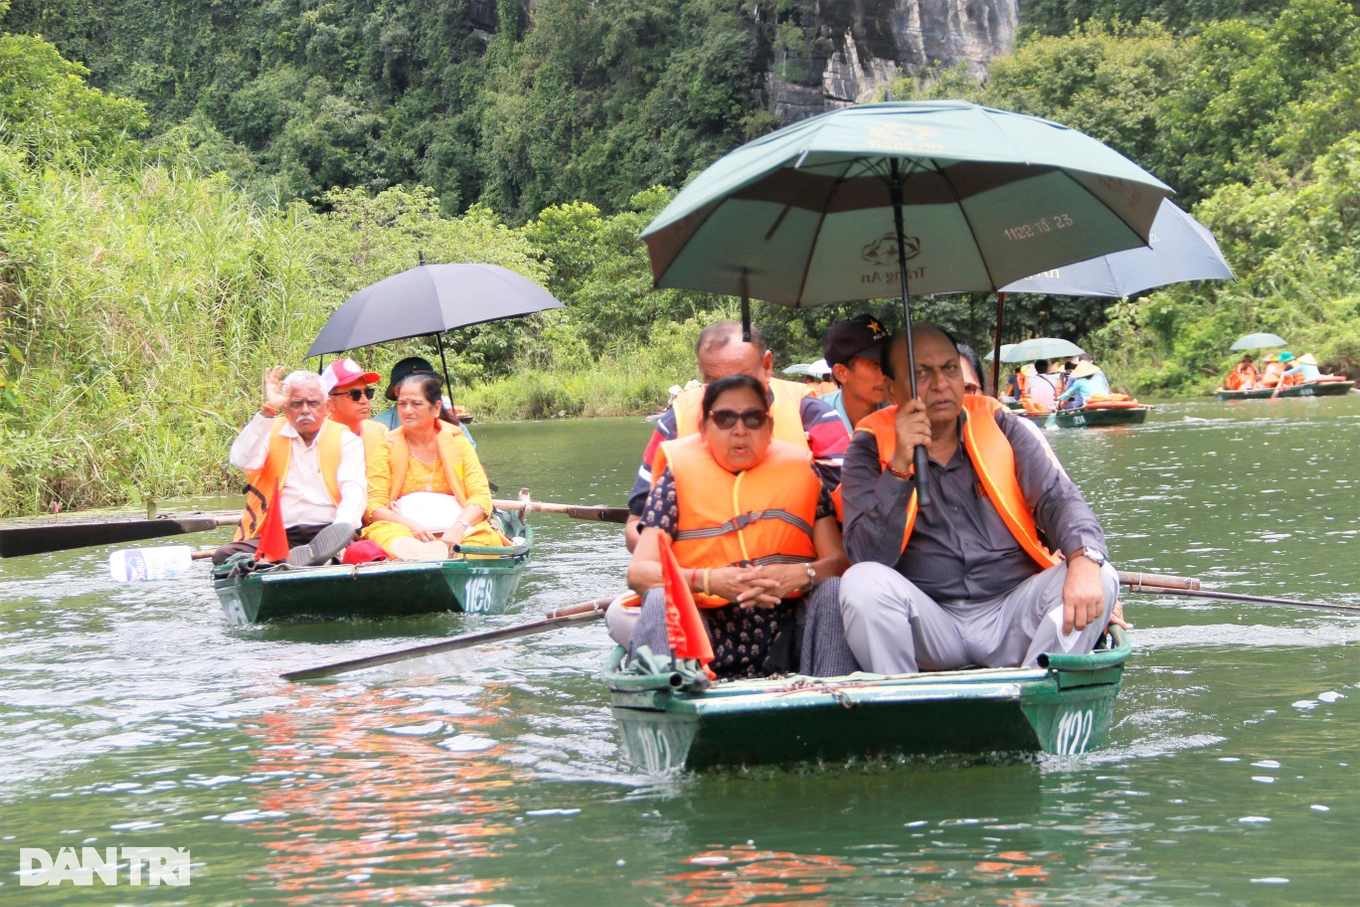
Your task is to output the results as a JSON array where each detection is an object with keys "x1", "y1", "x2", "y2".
[{"x1": 9, "y1": 0, "x2": 1360, "y2": 514}]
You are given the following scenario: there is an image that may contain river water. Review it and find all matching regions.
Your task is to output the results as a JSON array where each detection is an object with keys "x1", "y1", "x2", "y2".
[{"x1": 3, "y1": 399, "x2": 1359, "y2": 905}]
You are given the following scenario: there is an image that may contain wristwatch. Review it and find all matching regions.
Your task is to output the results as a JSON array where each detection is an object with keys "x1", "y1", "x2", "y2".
[
  {"x1": 1073, "y1": 547, "x2": 1108, "y2": 567},
  {"x1": 803, "y1": 563, "x2": 817, "y2": 591}
]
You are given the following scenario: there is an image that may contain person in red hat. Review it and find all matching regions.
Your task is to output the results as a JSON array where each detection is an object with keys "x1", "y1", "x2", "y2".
[{"x1": 322, "y1": 358, "x2": 388, "y2": 475}]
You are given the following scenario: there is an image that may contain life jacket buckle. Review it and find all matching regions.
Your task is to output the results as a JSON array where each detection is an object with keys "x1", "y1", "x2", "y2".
[{"x1": 733, "y1": 511, "x2": 758, "y2": 530}]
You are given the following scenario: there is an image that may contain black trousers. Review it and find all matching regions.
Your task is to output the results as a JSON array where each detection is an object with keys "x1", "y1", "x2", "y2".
[{"x1": 211, "y1": 524, "x2": 328, "y2": 565}]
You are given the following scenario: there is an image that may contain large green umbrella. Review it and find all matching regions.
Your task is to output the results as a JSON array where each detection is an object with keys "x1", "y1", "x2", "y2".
[
  {"x1": 641, "y1": 100, "x2": 1171, "y2": 502},
  {"x1": 1230, "y1": 333, "x2": 1288, "y2": 351}
]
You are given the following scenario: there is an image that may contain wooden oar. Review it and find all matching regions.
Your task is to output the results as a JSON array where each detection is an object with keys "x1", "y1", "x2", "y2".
[
  {"x1": 0, "y1": 511, "x2": 240, "y2": 558},
  {"x1": 280, "y1": 595, "x2": 620, "y2": 681},
  {"x1": 490, "y1": 499, "x2": 629, "y2": 523},
  {"x1": 1123, "y1": 585, "x2": 1360, "y2": 613},
  {"x1": 1118, "y1": 571, "x2": 1199, "y2": 591}
]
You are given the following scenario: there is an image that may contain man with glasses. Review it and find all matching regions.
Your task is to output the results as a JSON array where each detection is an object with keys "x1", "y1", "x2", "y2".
[
  {"x1": 821, "y1": 314, "x2": 890, "y2": 432},
  {"x1": 837, "y1": 326, "x2": 1118, "y2": 675},
  {"x1": 211, "y1": 368, "x2": 367, "y2": 566},
  {"x1": 322, "y1": 358, "x2": 387, "y2": 461}
]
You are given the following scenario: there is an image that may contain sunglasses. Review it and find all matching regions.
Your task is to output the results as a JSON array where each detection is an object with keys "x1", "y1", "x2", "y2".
[
  {"x1": 330, "y1": 387, "x2": 377, "y2": 402},
  {"x1": 964, "y1": 383, "x2": 982, "y2": 395},
  {"x1": 708, "y1": 408, "x2": 770, "y2": 430}
]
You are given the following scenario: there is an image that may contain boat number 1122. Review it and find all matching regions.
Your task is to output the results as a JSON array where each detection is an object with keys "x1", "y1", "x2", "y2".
[{"x1": 1055, "y1": 708, "x2": 1095, "y2": 754}]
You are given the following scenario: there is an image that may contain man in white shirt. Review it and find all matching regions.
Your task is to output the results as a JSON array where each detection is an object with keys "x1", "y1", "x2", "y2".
[
  {"x1": 1026, "y1": 359, "x2": 1059, "y2": 411},
  {"x1": 212, "y1": 368, "x2": 368, "y2": 566}
]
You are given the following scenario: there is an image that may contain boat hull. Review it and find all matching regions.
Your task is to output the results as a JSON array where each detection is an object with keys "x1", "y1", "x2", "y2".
[
  {"x1": 1216, "y1": 380, "x2": 1354, "y2": 401},
  {"x1": 606, "y1": 628, "x2": 1130, "y2": 772},
  {"x1": 1018, "y1": 406, "x2": 1150, "y2": 428},
  {"x1": 213, "y1": 521, "x2": 532, "y2": 624}
]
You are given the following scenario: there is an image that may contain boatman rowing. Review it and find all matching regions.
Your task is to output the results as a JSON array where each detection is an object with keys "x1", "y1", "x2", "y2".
[
  {"x1": 211, "y1": 368, "x2": 367, "y2": 566},
  {"x1": 837, "y1": 326, "x2": 1119, "y2": 673}
]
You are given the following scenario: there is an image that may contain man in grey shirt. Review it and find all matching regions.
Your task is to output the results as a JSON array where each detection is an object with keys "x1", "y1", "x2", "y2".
[{"x1": 837, "y1": 326, "x2": 1118, "y2": 674}]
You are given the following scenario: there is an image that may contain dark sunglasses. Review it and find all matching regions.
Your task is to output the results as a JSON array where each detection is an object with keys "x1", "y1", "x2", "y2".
[
  {"x1": 708, "y1": 408, "x2": 770, "y2": 430},
  {"x1": 330, "y1": 387, "x2": 377, "y2": 402}
]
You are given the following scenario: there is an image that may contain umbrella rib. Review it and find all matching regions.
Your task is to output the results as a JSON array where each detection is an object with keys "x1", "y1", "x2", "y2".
[{"x1": 930, "y1": 157, "x2": 1001, "y2": 291}]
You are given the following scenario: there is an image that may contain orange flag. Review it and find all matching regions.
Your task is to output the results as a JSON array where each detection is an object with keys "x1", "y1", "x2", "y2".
[
  {"x1": 658, "y1": 533, "x2": 714, "y2": 673},
  {"x1": 256, "y1": 478, "x2": 290, "y2": 562}
]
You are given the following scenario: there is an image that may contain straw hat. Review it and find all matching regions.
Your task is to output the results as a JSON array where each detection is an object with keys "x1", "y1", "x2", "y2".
[
  {"x1": 1071, "y1": 360, "x2": 1099, "y2": 379},
  {"x1": 1299, "y1": 353, "x2": 1319, "y2": 366}
]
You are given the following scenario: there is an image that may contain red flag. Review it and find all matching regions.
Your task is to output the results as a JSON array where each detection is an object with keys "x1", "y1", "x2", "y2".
[
  {"x1": 658, "y1": 533, "x2": 714, "y2": 673},
  {"x1": 256, "y1": 478, "x2": 290, "y2": 562}
]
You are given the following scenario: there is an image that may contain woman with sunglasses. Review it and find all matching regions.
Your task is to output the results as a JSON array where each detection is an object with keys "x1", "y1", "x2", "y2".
[
  {"x1": 624, "y1": 374, "x2": 855, "y2": 679},
  {"x1": 362, "y1": 373, "x2": 508, "y2": 560}
]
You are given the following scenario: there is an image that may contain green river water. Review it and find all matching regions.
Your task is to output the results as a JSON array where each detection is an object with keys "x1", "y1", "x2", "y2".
[{"x1": 4, "y1": 398, "x2": 1360, "y2": 905}]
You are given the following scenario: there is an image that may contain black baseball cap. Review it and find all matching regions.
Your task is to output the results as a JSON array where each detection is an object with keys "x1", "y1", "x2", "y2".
[
  {"x1": 385, "y1": 356, "x2": 442, "y2": 401},
  {"x1": 824, "y1": 314, "x2": 891, "y2": 368}
]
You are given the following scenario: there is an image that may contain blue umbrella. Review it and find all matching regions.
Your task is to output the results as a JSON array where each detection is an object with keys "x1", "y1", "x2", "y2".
[{"x1": 999, "y1": 200, "x2": 1232, "y2": 297}]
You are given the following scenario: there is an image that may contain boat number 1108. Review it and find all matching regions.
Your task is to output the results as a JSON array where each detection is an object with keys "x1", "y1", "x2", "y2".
[{"x1": 1005, "y1": 214, "x2": 1074, "y2": 241}]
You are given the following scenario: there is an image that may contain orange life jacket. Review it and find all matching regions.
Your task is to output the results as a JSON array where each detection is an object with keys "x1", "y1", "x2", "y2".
[
  {"x1": 855, "y1": 396, "x2": 1060, "y2": 570},
  {"x1": 330, "y1": 417, "x2": 388, "y2": 462},
  {"x1": 1226, "y1": 362, "x2": 1258, "y2": 390},
  {"x1": 672, "y1": 377, "x2": 811, "y2": 450},
  {"x1": 234, "y1": 419, "x2": 344, "y2": 541},
  {"x1": 653, "y1": 434, "x2": 820, "y2": 607},
  {"x1": 384, "y1": 421, "x2": 474, "y2": 507},
  {"x1": 1260, "y1": 361, "x2": 1285, "y2": 387}
]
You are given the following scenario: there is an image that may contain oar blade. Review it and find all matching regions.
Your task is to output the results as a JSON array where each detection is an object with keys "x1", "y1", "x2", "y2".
[{"x1": 0, "y1": 516, "x2": 225, "y2": 558}]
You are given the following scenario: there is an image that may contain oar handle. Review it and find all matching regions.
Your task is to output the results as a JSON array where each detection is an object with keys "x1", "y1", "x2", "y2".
[
  {"x1": 1117, "y1": 571, "x2": 1199, "y2": 591},
  {"x1": 913, "y1": 445, "x2": 931, "y2": 507},
  {"x1": 491, "y1": 499, "x2": 630, "y2": 524}
]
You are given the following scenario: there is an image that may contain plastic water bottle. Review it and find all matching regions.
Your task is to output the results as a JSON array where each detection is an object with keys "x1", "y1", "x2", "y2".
[{"x1": 109, "y1": 546, "x2": 193, "y2": 583}]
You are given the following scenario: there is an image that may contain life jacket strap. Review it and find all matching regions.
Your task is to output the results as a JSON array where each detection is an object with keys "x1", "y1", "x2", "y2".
[{"x1": 672, "y1": 508, "x2": 814, "y2": 541}]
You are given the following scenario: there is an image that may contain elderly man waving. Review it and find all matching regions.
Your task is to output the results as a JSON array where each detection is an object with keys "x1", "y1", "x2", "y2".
[
  {"x1": 211, "y1": 368, "x2": 367, "y2": 566},
  {"x1": 838, "y1": 326, "x2": 1118, "y2": 674}
]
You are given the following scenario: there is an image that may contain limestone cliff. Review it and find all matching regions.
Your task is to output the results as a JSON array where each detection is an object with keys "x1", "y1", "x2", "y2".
[{"x1": 752, "y1": 0, "x2": 1018, "y2": 121}]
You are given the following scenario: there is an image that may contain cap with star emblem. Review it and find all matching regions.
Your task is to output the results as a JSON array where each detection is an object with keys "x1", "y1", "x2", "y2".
[{"x1": 824, "y1": 313, "x2": 892, "y2": 368}]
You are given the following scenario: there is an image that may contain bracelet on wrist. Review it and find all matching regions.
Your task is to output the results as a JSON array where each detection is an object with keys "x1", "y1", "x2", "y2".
[
  {"x1": 886, "y1": 463, "x2": 912, "y2": 480},
  {"x1": 260, "y1": 405, "x2": 279, "y2": 418}
]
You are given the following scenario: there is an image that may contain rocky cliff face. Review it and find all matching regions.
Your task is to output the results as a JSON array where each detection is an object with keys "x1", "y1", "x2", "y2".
[{"x1": 754, "y1": 0, "x2": 1018, "y2": 121}]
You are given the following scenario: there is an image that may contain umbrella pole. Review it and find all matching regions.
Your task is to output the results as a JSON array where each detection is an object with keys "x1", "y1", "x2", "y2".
[
  {"x1": 890, "y1": 163, "x2": 931, "y2": 507},
  {"x1": 435, "y1": 332, "x2": 454, "y2": 408},
  {"x1": 991, "y1": 292, "x2": 1006, "y2": 397},
  {"x1": 740, "y1": 269, "x2": 751, "y2": 343}
]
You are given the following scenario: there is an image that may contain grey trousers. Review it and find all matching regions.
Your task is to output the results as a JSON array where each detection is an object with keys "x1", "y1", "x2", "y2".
[
  {"x1": 839, "y1": 561, "x2": 1119, "y2": 675},
  {"x1": 626, "y1": 578, "x2": 860, "y2": 678}
]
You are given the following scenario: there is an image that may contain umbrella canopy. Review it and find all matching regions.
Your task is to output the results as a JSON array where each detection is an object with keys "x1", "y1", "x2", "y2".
[
  {"x1": 1230, "y1": 332, "x2": 1289, "y2": 351},
  {"x1": 983, "y1": 343, "x2": 1018, "y2": 362},
  {"x1": 641, "y1": 101, "x2": 1171, "y2": 305},
  {"x1": 999, "y1": 199, "x2": 1232, "y2": 297},
  {"x1": 306, "y1": 263, "x2": 564, "y2": 358},
  {"x1": 1001, "y1": 338, "x2": 1085, "y2": 363},
  {"x1": 783, "y1": 363, "x2": 816, "y2": 376},
  {"x1": 810, "y1": 358, "x2": 831, "y2": 378}
]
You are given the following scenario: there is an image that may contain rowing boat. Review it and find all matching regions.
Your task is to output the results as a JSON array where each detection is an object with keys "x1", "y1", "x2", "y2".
[
  {"x1": 1015, "y1": 405, "x2": 1151, "y2": 429},
  {"x1": 605, "y1": 626, "x2": 1130, "y2": 772},
  {"x1": 1215, "y1": 380, "x2": 1355, "y2": 402},
  {"x1": 212, "y1": 512, "x2": 533, "y2": 625}
]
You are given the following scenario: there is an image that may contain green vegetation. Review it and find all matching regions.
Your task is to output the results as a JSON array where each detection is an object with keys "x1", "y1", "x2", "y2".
[{"x1": 7, "y1": 0, "x2": 1360, "y2": 514}]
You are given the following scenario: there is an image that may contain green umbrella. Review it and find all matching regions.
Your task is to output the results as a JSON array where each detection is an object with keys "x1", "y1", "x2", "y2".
[
  {"x1": 782, "y1": 363, "x2": 816, "y2": 376},
  {"x1": 641, "y1": 100, "x2": 1170, "y2": 503},
  {"x1": 1001, "y1": 337, "x2": 1086, "y2": 363},
  {"x1": 983, "y1": 343, "x2": 1018, "y2": 362},
  {"x1": 1230, "y1": 333, "x2": 1288, "y2": 351}
]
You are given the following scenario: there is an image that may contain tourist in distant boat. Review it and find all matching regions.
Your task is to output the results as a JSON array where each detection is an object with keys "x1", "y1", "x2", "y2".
[
  {"x1": 623, "y1": 321, "x2": 849, "y2": 552},
  {"x1": 212, "y1": 368, "x2": 365, "y2": 566},
  {"x1": 625, "y1": 374, "x2": 855, "y2": 679},
  {"x1": 1282, "y1": 352, "x2": 1322, "y2": 383},
  {"x1": 1003, "y1": 365, "x2": 1031, "y2": 403},
  {"x1": 1260, "y1": 354, "x2": 1286, "y2": 388},
  {"x1": 373, "y1": 356, "x2": 475, "y2": 447},
  {"x1": 821, "y1": 313, "x2": 891, "y2": 431},
  {"x1": 1025, "y1": 360, "x2": 1059, "y2": 411},
  {"x1": 837, "y1": 326, "x2": 1117, "y2": 675},
  {"x1": 1057, "y1": 360, "x2": 1112, "y2": 409},
  {"x1": 1224, "y1": 354, "x2": 1259, "y2": 390},
  {"x1": 362, "y1": 373, "x2": 507, "y2": 561}
]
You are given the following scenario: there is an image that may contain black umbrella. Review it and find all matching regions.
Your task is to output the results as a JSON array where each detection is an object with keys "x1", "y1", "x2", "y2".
[{"x1": 306, "y1": 262, "x2": 565, "y2": 382}]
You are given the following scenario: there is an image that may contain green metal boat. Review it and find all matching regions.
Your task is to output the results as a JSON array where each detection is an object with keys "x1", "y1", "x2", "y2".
[
  {"x1": 1215, "y1": 380, "x2": 1354, "y2": 402},
  {"x1": 213, "y1": 513, "x2": 533, "y2": 625},
  {"x1": 1015, "y1": 405, "x2": 1150, "y2": 429},
  {"x1": 605, "y1": 626, "x2": 1130, "y2": 772}
]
